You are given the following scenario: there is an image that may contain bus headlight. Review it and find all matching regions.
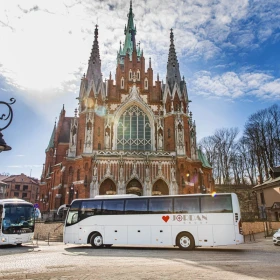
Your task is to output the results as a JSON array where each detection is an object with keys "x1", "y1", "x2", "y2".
[{"x1": 1, "y1": 237, "x2": 7, "y2": 242}]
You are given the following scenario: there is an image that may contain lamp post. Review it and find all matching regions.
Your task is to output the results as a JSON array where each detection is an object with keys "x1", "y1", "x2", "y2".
[{"x1": 0, "y1": 98, "x2": 16, "y2": 152}]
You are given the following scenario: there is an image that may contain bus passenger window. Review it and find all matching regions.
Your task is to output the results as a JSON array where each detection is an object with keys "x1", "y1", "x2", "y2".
[
  {"x1": 174, "y1": 197, "x2": 200, "y2": 213},
  {"x1": 125, "y1": 199, "x2": 148, "y2": 214},
  {"x1": 149, "y1": 198, "x2": 173, "y2": 214},
  {"x1": 201, "y1": 195, "x2": 233, "y2": 213},
  {"x1": 102, "y1": 200, "x2": 125, "y2": 215}
]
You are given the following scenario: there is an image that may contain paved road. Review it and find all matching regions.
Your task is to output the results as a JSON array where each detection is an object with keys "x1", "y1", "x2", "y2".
[{"x1": 0, "y1": 234, "x2": 279, "y2": 280}]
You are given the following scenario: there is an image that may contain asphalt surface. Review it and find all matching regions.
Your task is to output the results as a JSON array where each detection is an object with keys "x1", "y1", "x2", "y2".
[{"x1": 0, "y1": 232, "x2": 279, "y2": 280}]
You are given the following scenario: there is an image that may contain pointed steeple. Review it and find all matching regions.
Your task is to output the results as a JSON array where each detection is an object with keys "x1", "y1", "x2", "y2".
[
  {"x1": 45, "y1": 121, "x2": 56, "y2": 152},
  {"x1": 122, "y1": 1, "x2": 137, "y2": 57},
  {"x1": 86, "y1": 25, "x2": 102, "y2": 89},
  {"x1": 166, "y1": 29, "x2": 181, "y2": 90}
]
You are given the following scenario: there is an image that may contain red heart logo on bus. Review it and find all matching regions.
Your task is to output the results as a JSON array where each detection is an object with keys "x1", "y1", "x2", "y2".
[{"x1": 162, "y1": 216, "x2": 169, "y2": 223}]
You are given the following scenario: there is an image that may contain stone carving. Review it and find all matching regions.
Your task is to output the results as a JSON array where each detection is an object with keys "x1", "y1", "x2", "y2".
[
  {"x1": 105, "y1": 132, "x2": 110, "y2": 149},
  {"x1": 158, "y1": 133, "x2": 163, "y2": 149},
  {"x1": 171, "y1": 166, "x2": 176, "y2": 182},
  {"x1": 106, "y1": 161, "x2": 111, "y2": 175}
]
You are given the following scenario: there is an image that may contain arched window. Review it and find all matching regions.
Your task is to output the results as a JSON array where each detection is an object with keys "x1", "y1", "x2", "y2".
[
  {"x1": 137, "y1": 69, "x2": 140, "y2": 80},
  {"x1": 129, "y1": 70, "x2": 132, "y2": 80},
  {"x1": 117, "y1": 105, "x2": 151, "y2": 151},
  {"x1": 121, "y1": 77, "x2": 124, "y2": 89},
  {"x1": 144, "y1": 77, "x2": 148, "y2": 89}
]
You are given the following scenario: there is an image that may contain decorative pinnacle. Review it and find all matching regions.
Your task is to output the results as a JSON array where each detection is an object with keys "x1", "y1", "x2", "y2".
[{"x1": 170, "y1": 28, "x2": 174, "y2": 44}]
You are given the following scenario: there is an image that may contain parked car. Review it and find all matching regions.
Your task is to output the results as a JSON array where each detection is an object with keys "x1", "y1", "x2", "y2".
[{"x1": 273, "y1": 229, "x2": 280, "y2": 246}]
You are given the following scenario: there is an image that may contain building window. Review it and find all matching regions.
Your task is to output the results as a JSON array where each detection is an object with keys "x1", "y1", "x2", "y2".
[
  {"x1": 23, "y1": 185, "x2": 28, "y2": 191},
  {"x1": 168, "y1": 129, "x2": 171, "y2": 138},
  {"x1": 22, "y1": 193, "x2": 27, "y2": 198},
  {"x1": 117, "y1": 105, "x2": 151, "y2": 151},
  {"x1": 144, "y1": 78, "x2": 148, "y2": 89},
  {"x1": 121, "y1": 77, "x2": 124, "y2": 89},
  {"x1": 129, "y1": 70, "x2": 132, "y2": 80},
  {"x1": 15, "y1": 185, "x2": 20, "y2": 191},
  {"x1": 77, "y1": 169, "x2": 80, "y2": 181},
  {"x1": 14, "y1": 192, "x2": 19, "y2": 197},
  {"x1": 137, "y1": 70, "x2": 140, "y2": 80},
  {"x1": 98, "y1": 143, "x2": 101, "y2": 150}
]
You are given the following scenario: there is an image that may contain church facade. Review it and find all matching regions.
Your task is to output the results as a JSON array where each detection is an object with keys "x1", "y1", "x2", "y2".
[{"x1": 40, "y1": 2, "x2": 213, "y2": 212}]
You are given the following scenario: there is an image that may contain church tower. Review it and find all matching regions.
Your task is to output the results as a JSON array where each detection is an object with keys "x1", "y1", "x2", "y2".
[{"x1": 40, "y1": 1, "x2": 213, "y2": 213}]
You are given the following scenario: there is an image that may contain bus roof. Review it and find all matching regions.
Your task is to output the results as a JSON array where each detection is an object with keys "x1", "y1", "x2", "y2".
[
  {"x1": 94, "y1": 194, "x2": 139, "y2": 199},
  {"x1": 0, "y1": 198, "x2": 33, "y2": 205},
  {"x1": 69, "y1": 193, "x2": 235, "y2": 204}
]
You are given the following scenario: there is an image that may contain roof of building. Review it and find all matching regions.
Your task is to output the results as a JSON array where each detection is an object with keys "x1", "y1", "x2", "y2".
[
  {"x1": 45, "y1": 122, "x2": 56, "y2": 152},
  {"x1": 2, "y1": 174, "x2": 39, "y2": 185},
  {"x1": 253, "y1": 175, "x2": 280, "y2": 189},
  {"x1": 197, "y1": 148, "x2": 212, "y2": 169}
]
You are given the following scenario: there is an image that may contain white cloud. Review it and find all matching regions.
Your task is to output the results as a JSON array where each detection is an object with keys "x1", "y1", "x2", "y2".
[
  {"x1": 190, "y1": 71, "x2": 280, "y2": 100},
  {"x1": 0, "y1": 0, "x2": 279, "y2": 117}
]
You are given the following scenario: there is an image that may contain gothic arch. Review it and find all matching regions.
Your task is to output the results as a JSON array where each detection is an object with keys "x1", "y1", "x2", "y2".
[
  {"x1": 126, "y1": 178, "x2": 143, "y2": 196},
  {"x1": 152, "y1": 179, "x2": 169, "y2": 195},
  {"x1": 99, "y1": 178, "x2": 117, "y2": 195}
]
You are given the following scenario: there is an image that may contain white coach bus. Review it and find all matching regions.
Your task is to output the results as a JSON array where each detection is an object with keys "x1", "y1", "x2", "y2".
[
  {"x1": 61, "y1": 193, "x2": 244, "y2": 250},
  {"x1": 0, "y1": 199, "x2": 35, "y2": 246}
]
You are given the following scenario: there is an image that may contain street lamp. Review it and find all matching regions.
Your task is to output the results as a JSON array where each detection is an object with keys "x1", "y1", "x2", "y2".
[{"x1": 0, "y1": 98, "x2": 16, "y2": 152}]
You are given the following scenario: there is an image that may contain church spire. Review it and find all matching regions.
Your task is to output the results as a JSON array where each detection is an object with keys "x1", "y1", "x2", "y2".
[
  {"x1": 86, "y1": 25, "x2": 102, "y2": 88},
  {"x1": 166, "y1": 29, "x2": 181, "y2": 90},
  {"x1": 123, "y1": 0, "x2": 136, "y2": 56}
]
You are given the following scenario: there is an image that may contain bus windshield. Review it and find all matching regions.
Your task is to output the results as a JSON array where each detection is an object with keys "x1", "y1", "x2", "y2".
[{"x1": 2, "y1": 204, "x2": 35, "y2": 234}]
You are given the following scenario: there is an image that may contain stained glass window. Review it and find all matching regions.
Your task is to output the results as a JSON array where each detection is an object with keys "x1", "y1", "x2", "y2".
[{"x1": 117, "y1": 105, "x2": 151, "y2": 151}]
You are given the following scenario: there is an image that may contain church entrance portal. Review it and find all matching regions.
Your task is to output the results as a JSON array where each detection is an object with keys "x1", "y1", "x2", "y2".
[
  {"x1": 126, "y1": 179, "x2": 142, "y2": 196},
  {"x1": 99, "y1": 179, "x2": 117, "y2": 195}
]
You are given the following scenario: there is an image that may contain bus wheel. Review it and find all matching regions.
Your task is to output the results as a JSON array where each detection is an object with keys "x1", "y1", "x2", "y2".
[
  {"x1": 177, "y1": 232, "x2": 195, "y2": 250},
  {"x1": 90, "y1": 233, "x2": 103, "y2": 248}
]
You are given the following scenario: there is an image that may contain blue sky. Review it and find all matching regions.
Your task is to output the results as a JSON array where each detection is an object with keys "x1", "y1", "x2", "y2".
[{"x1": 0, "y1": 0, "x2": 280, "y2": 179}]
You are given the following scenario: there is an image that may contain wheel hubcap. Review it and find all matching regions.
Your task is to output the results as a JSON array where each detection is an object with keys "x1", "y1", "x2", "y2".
[
  {"x1": 94, "y1": 236, "x2": 103, "y2": 246},
  {"x1": 180, "y1": 236, "x2": 190, "y2": 248}
]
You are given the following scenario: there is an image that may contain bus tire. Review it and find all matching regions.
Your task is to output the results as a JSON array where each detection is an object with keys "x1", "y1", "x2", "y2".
[
  {"x1": 90, "y1": 233, "x2": 103, "y2": 248},
  {"x1": 177, "y1": 232, "x2": 195, "y2": 250}
]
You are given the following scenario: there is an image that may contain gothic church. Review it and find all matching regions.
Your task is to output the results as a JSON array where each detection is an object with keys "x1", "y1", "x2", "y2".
[{"x1": 40, "y1": 2, "x2": 213, "y2": 212}]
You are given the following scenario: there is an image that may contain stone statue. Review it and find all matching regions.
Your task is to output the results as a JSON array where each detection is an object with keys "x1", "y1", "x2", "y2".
[
  {"x1": 105, "y1": 132, "x2": 110, "y2": 149},
  {"x1": 178, "y1": 129, "x2": 183, "y2": 143},
  {"x1": 119, "y1": 165, "x2": 124, "y2": 181},
  {"x1": 132, "y1": 161, "x2": 137, "y2": 175},
  {"x1": 86, "y1": 128, "x2": 91, "y2": 147},
  {"x1": 146, "y1": 166, "x2": 150, "y2": 178},
  {"x1": 171, "y1": 166, "x2": 176, "y2": 181},
  {"x1": 72, "y1": 132, "x2": 77, "y2": 146},
  {"x1": 106, "y1": 161, "x2": 111, "y2": 175},
  {"x1": 93, "y1": 165, "x2": 97, "y2": 176},
  {"x1": 158, "y1": 133, "x2": 163, "y2": 149}
]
